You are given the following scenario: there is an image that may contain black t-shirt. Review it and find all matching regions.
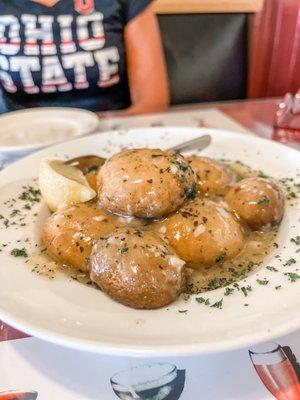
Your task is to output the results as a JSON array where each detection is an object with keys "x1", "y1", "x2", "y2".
[{"x1": 0, "y1": 0, "x2": 153, "y2": 112}]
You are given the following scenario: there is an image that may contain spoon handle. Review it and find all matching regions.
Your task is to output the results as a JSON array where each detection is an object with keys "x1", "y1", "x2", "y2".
[
  {"x1": 169, "y1": 134, "x2": 211, "y2": 153},
  {"x1": 65, "y1": 135, "x2": 212, "y2": 169}
]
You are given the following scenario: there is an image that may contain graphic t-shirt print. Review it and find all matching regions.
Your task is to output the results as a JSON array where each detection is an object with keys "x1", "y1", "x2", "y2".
[{"x1": 0, "y1": 0, "x2": 121, "y2": 95}]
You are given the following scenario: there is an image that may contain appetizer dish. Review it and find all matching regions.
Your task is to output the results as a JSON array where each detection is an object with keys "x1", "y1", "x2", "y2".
[
  {"x1": 0, "y1": 128, "x2": 299, "y2": 355},
  {"x1": 39, "y1": 147, "x2": 285, "y2": 309}
]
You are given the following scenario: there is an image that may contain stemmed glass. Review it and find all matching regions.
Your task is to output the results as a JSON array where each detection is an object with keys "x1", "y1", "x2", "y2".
[
  {"x1": 249, "y1": 343, "x2": 300, "y2": 400},
  {"x1": 0, "y1": 391, "x2": 38, "y2": 400},
  {"x1": 110, "y1": 363, "x2": 178, "y2": 400},
  {"x1": 273, "y1": 90, "x2": 300, "y2": 148}
]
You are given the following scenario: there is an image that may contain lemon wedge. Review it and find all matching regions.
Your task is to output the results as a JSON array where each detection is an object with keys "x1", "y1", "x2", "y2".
[{"x1": 39, "y1": 159, "x2": 97, "y2": 212}]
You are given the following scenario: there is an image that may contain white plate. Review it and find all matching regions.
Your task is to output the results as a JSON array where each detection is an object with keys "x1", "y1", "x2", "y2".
[
  {"x1": 0, "y1": 128, "x2": 299, "y2": 356},
  {"x1": 0, "y1": 107, "x2": 99, "y2": 154}
]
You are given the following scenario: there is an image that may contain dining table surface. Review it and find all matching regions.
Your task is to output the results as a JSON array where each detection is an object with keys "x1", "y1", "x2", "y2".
[
  {"x1": 0, "y1": 95, "x2": 298, "y2": 343},
  {"x1": 160, "y1": 96, "x2": 281, "y2": 139}
]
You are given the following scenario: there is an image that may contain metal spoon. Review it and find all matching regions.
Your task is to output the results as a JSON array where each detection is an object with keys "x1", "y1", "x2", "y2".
[
  {"x1": 169, "y1": 134, "x2": 211, "y2": 153},
  {"x1": 66, "y1": 134, "x2": 212, "y2": 172}
]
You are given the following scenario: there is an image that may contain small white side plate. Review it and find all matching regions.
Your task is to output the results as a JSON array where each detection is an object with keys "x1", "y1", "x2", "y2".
[{"x1": 0, "y1": 107, "x2": 99, "y2": 154}]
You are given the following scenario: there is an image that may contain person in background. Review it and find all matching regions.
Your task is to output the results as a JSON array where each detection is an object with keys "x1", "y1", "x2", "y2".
[{"x1": 0, "y1": 0, "x2": 169, "y2": 114}]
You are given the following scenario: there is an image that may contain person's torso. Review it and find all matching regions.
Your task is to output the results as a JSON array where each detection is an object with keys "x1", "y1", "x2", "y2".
[{"x1": 0, "y1": 0, "x2": 131, "y2": 111}]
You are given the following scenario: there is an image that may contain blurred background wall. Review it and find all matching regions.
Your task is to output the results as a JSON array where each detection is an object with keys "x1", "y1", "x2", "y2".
[
  {"x1": 153, "y1": 0, "x2": 300, "y2": 105},
  {"x1": 248, "y1": 0, "x2": 300, "y2": 98}
]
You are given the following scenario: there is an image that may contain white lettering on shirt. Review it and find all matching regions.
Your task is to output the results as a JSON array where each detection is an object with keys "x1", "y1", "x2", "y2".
[
  {"x1": 42, "y1": 55, "x2": 72, "y2": 92},
  {"x1": 0, "y1": 55, "x2": 17, "y2": 92},
  {"x1": 77, "y1": 12, "x2": 105, "y2": 51},
  {"x1": 10, "y1": 56, "x2": 40, "y2": 94},
  {"x1": 94, "y1": 47, "x2": 120, "y2": 86},
  {"x1": 0, "y1": 15, "x2": 20, "y2": 55},
  {"x1": 0, "y1": 12, "x2": 121, "y2": 94},
  {"x1": 57, "y1": 15, "x2": 76, "y2": 54},
  {"x1": 22, "y1": 14, "x2": 56, "y2": 56},
  {"x1": 62, "y1": 51, "x2": 94, "y2": 89}
]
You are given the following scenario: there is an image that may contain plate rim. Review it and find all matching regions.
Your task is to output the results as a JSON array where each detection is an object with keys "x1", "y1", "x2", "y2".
[{"x1": 1, "y1": 305, "x2": 299, "y2": 357}]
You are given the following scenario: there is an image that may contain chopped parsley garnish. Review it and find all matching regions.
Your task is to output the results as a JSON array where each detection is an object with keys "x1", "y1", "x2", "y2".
[
  {"x1": 290, "y1": 236, "x2": 300, "y2": 246},
  {"x1": 10, "y1": 209, "x2": 20, "y2": 217},
  {"x1": 284, "y1": 272, "x2": 300, "y2": 282},
  {"x1": 175, "y1": 161, "x2": 189, "y2": 172},
  {"x1": 275, "y1": 285, "x2": 282, "y2": 290},
  {"x1": 178, "y1": 310, "x2": 188, "y2": 314},
  {"x1": 256, "y1": 278, "x2": 269, "y2": 285},
  {"x1": 258, "y1": 196, "x2": 270, "y2": 206},
  {"x1": 10, "y1": 248, "x2": 28, "y2": 258},
  {"x1": 224, "y1": 287, "x2": 234, "y2": 296},
  {"x1": 241, "y1": 286, "x2": 252, "y2": 297},
  {"x1": 119, "y1": 246, "x2": 129, "y2": 254},
  {"x1": 284, "y1": 258, "x2": 296, "y2": 266},
  {"x1": 185, "y1": 182, "x2": 197, "y2": 200},
  {"x1": 204, "y1": 276, "x2": 234, "y2": 291},
  {"x1": 183, "y1": 293, "x2": 190, "y2": 301},
  {"x1": 266, "y1": 266, "x2": 278, "y2": 272},
  {"x1": 19, "y1": 186, "x2": 41, "y2": 204},
  {"x1": 195, "y1": 297, "x2": 210, "y2": 305},
  {"x1": 216, "y1": 251, "x2": 226, "y2": 263},
  {"x1": 210, "y1": 299, "x2": 223, "y2": 309}
]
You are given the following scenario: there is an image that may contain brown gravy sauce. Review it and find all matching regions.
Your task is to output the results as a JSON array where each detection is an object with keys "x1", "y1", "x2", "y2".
[{"x1": 186, "y1": 227, "x2": 278, "y2": 293}]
